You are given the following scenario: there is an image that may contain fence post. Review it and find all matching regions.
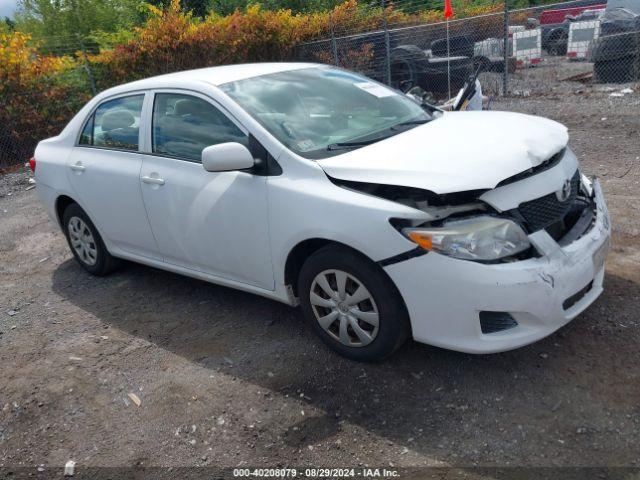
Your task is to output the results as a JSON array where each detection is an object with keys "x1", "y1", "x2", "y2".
[
  {"x1": 502, "y1": 0, "x2": 509, "y2": 96},
  {"x1": 329, "y1": 13, "x2": 339, "y2": 66},
  {"x1": 635, "y1": 30, "x2": 640, "y2": 80},
  {"x1": 78, "y1": 36, "x2": 97, "y2": 97},
  {"x1": 382, "y1": 0, "x2": 392, "y2": 85}
]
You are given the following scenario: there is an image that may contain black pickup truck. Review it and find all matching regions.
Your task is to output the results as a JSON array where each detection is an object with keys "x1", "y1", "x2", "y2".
[{"x1": 298, "y1": 26, "x2": 480, "y2": 99}]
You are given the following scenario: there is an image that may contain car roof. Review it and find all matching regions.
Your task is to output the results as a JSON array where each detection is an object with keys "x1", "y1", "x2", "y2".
[{"x1": 100, "y1": 62, "x2": 320, "y2": 97}]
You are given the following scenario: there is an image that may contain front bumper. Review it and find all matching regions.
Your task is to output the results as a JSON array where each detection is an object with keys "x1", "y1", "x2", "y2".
[{"x1": 384, "y1": 179, "x2": 611, "y2": 354}]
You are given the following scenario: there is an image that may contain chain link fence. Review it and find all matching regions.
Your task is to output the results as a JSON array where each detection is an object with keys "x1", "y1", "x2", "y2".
[
  {"x1": 295, "y1": 0, "x2": 640, "y2": 100},
  {"x1": 1, "y1": 1, "x2": 639, "y2": 170}
]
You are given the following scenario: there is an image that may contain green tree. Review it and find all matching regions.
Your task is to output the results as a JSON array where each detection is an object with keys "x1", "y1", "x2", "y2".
[
  {"x1": 15, "y1": 0, "x2": 144, "y2": 52},
  {"x1": 147, "y1": 0, "x2": 211, "y2": 17},
  {"x1": 209, "y1": 0, "x2": 343, "y2": 15},
  {"x1": 4, "y1": 17, "x2": 16, "y2": 31}
]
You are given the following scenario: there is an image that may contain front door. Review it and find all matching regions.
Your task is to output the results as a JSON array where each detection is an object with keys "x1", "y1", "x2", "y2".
[{"x1": 139, "y1": 91, "x2": 274, "y2": 290}]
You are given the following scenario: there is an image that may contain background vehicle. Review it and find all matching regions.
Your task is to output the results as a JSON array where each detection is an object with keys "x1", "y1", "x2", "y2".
[
  {"x1": 539, "y1": 3, "x2": 606, "y2": 25},
  {"x1": 389, "y1": 38, "x2": 474, "y2": 96},
  {"x1": 541, "y1": 5, "x2": 605, "y2": 55},
  {"x1": 590, "y1": 0, "x2": 640, "y2": 81},
  {"x1": 473, "y1": 37, "x2": 517, "y2": 73}
]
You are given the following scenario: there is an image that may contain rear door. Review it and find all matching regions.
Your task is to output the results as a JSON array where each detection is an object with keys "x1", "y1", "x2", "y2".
[
  {"x1": 66, "y1": 93, "x2": 161, "y2": 260},
  {"x1": 138, "y1": 90, "x2": 274, "y2": 289}
]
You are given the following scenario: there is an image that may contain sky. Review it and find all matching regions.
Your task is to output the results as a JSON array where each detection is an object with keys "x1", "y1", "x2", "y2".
[{"x1": 0, "y1": 0, "x2": 18, "y2": 19}]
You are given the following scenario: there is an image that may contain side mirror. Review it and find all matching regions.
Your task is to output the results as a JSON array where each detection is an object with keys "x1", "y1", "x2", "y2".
[{"x1": 202, "y1": 142, "x2": 255, "y2": 172}]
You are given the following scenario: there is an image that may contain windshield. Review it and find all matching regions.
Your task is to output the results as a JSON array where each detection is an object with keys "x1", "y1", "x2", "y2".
[{"x1": 220, "y1": 67, "x2": 431, "y2": 159}]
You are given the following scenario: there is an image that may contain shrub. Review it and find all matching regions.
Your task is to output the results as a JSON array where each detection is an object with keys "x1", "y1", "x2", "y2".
[
  {"x1": 0, "y1": 32, "x2": 90, "y2": 167},
  {"x1": 89, "y1": 0, "x2": 504, "y2": 89},
  {"x1": 0, "y1": 0, "x2": 506, "y2": 167},
  {"x1": 89, "y1": 0, "x2": 317, "y2": 87}
]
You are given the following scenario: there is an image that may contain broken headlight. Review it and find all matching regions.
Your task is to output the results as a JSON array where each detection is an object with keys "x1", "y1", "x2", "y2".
[{"x1": 402, "y1": 216, "x2": 530, "y2": 261}]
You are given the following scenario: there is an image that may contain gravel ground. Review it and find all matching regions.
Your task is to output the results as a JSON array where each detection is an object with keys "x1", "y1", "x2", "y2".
[{"x1": 1, "y1": 91, "x2": 639, "y2": 478}]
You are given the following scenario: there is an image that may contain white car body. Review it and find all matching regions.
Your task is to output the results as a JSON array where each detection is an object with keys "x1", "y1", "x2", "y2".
[{"x1": 34, "y1": 62, "x2": 610, "y2": 355}]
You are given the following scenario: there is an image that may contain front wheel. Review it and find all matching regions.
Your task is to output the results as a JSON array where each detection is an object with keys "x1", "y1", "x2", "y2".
[{"x1": 298, "y1": 245, "x2": 411, "y2": 361}]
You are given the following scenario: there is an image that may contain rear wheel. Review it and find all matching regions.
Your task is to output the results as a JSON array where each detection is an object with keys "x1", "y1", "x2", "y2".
[
  {"x1": 62, "y1": 203, "x2": 121, "y2": 276},
  {"x1": 298, "y1": 245, "x2": 410, "y2": 361}
]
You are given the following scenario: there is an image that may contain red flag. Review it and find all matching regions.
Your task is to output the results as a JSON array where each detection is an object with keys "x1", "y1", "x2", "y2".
[{"x1": 444, "y1": 0, "x2": 454, "y2": 19}]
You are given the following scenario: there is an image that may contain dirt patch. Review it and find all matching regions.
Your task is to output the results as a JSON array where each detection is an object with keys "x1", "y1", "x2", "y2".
[{"x1": 1, "y1": 93, "x2": 639, "y2": 475}]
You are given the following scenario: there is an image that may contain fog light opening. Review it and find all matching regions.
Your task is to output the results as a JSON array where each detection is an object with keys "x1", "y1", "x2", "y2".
[{"x1": 479, "y1": 311, "x2": 518, "y2": 334}]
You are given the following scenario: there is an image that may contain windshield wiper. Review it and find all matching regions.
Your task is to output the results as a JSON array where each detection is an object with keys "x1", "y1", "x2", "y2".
[
  {"x1": 326, "y1": 118, "x2": 429, "y2": 151},
  {"x1": 326, "y1": 138, "x2": 387, "y2": 151},
  {"x1": 390, "y1": 118, "x2": 430, "y2": 130}
]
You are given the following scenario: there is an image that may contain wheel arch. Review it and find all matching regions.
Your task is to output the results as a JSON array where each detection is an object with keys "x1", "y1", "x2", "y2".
[
  {"x1": 283, "y1": 237, "x2": 411, "y2": 317},
  {"x1": 55, "y1": 194, "x2": 78, "y2": 228},
  {"x1": 285, "y1": 239, "x2": 341, "y2": 296},
  {"x1": 285, "y1": 238, "x2": 394, "y2": 295}
]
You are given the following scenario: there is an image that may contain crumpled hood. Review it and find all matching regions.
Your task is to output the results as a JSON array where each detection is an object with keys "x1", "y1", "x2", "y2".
[{"x1": 318, "y1": 111, "x2": 569, "y2": 194}]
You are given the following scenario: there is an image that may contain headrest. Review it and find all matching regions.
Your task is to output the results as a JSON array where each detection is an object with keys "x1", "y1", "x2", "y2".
[
  {"x1": 101, "y1": 110, "x2": 135, "y2": 132},
  {"x1": 174, "y1": 99, "x2": 206, "y2": 117}
]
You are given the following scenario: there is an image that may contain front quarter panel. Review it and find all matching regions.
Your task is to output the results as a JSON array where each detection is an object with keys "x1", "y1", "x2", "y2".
[{"x1": 268, "y1": 153, "x2": 428, "y2": 287}]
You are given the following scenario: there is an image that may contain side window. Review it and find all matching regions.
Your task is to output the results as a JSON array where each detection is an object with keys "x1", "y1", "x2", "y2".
[
  {"x1": 79, "y1": 95, "x2": 144, "y2": 151},
  {"x1": 79, "y1": 114, "x2": 94, "y2": 145},
  {"x1": 152, "y1": 93, "x2": 248, "y2": 162}
]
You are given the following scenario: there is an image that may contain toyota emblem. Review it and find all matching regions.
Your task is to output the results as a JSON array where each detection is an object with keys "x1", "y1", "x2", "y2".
[{"x1": 556, "y1": 178, "x2": 572, "y2": 202}]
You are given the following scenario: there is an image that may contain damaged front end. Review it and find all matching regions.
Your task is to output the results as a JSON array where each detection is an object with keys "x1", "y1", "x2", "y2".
[
  {"x1": 331, "y1": 160, "x2": 601, "y2": 264},
  {"x1": 366, "y1": 171, "x2": 609, "y2": 353}
]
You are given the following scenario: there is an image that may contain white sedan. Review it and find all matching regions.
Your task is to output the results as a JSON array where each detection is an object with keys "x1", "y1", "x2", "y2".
[{"x1": 32, "y1": 63, "x2": 610, "y2": 361}]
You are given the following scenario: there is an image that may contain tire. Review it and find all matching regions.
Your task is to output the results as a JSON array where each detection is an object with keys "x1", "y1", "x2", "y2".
[
  {"x1": 594, "y1": 57, "x2": 637, "y2": 83},
  {"x1": 390, "y1": 45, "x2": 429, "y2": 90},
  {"x1": 62, "y1": 203, "x2": 121, "y2": 276},
  {"x1": 298, "y1": 245, "x2": 411, "y2": 362},
  {"x1": 546, "y1": 30, "x2": 568, "y2": 56}
]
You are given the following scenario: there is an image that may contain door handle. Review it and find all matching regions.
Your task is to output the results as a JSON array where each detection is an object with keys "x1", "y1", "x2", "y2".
[
  {"x1": 70, "y1": 162, "x2": 85, "y2": 172},
  {"x1": 141, "y1": 175, "x2": 165, "y2": 186}
]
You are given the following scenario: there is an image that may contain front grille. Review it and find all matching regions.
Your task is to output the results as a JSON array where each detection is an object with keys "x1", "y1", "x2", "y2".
[{"x1": 517, "y1": 170, "x2": 580, "y2": 232}]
